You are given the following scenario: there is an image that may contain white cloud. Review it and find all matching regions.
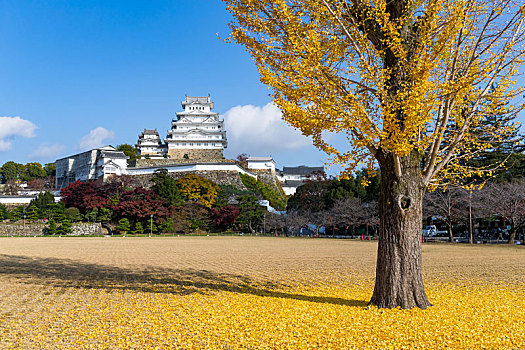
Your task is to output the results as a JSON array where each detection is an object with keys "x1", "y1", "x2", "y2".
[
  {"x1": 224, "y1": 103, "x2": 311, "y2": 156},
  {"x1": 0, "y1": 116, "x2": 38, "y2": 151},
  {"x1": 30, "y1": 143, "x2": 66, "y2": 160},
  {"x1": 78, "y1": 127, "x2": 115, "y2": 151}
]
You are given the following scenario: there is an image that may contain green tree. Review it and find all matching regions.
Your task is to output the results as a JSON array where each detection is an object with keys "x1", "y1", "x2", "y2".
[
  {"x1": 85, "y1": 208, "x2": 98, "y2": 222},
  {"x1": 158, "y1": 217, "x2": 175, "y2": 233},
  {"x1": 44, "y1": 162, "x2": 56, "y2": 177},
  {"x1": 236, "y1": 194, "x2": 265, "y2": 233},
  {"x1": 49, "y1": 202, "x2": 66, "y2": 223},
  {"x1": 9, "y1": 206, "x2": 25, "y2": 221},
  {"x1": 64, "y1": 207, "x2": 82, "y2": 222},
  {"x1": 25, "y1": 204, "x2": 39, "y2": 221},
  {"x1": 151, "y1": 169, "x2": 184, "y2": 206},
  {"x1": 29, "y1": 191, "x2": 55, "y2": 219},
  {"x1": 117, "y1": 144, "x2": 140, "y2": 164},
  {"x1": 58, "y1": 219, "x2": 72, "y2": 234},
  {"x1": 116, "y1": 218, "x2": 130, "y2": 234},
  {"x1": 464, "y1": 96, "x2": 525, "y2": 183},
  {"x1": 239, "y1": 173, "x2": 286, "y2": 210},
  {"x1": 1, "y1": 161, "x2": 26, "y2": 182},
  {"x1": 24, "y1": 162, "x2": 47, "y2": 181},
  {"x1": 97, "y1": 208, "x2": 112, "y2": 223},
  {"x1": 0, "y1": 204, "x2": 6, "y2": 221},
  {"x1": 47, "y1": 219, "x2": 57, "y2": 235},
  {"x1": 215, "y1": 185, "x2": 251, "y2": 208},
  {"x1": 132, "y1": 222, "x2": 144, "y2": 235}
]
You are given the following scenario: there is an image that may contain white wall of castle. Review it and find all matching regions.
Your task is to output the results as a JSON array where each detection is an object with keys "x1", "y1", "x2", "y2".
[{"x1": 127, "y1": 162, "x2": 257, "y2": 178}]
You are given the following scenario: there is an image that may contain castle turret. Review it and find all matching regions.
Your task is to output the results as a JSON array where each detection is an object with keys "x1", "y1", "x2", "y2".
[{"x1": 136, "y1": 129, "x2": 168, "y2": 158}]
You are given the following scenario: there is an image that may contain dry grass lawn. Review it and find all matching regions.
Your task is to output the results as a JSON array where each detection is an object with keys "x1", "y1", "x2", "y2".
[{"x1": 0, "y1": 237, "x2": 523, "y2": 349}]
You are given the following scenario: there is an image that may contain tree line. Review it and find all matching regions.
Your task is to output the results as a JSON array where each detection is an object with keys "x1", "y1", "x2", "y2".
[
  {"x1": 0, "y1": 161, "x2": 56, "y2": 193},
  {"x1": 2, "y1": 158, "x2": 525, "y2": 243},
  {"x1": 0, "y1": 169, "x2": 288, "y2": 235}
]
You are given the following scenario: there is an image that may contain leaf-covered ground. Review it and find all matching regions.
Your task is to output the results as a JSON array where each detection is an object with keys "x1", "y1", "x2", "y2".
[{"x1": 0, "y1": 237, "x2": 523, "y2": 349}]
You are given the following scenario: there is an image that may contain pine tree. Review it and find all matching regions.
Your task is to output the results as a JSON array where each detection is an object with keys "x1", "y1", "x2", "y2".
[
  {"x1": 29, "y1": 191, "x2": 55, "y2": 218},
  {"x1": 151, "y1": 170, "x2": 184, "y2": 206},
  {"x1": 85, "y1": 208, "x2": 98, "y2": 222},
  {"x1": 47, "y1": 219, "x2": 57, "y2": 235},
  {"x1": 50, "y1": 202, "x2": 66, "y2": 223},
  {"x1": 116, "y1": 218, "x2": 130, "y2": 235},
  {"x1": 132, "y1": 222, "x2": 144, "y2": 235},
  {"x1": 462, "y1": 87, "x2": 525, "y2": 183},
  {"x1": 10, "y1": 206, "x2": 24, "y2": 222},
  {"x1": 25, "y1": 204, "x2": 39, "y2": 221},
  {"x1": 0, "y1": 204, "x2": 6, "y2": 221},
  {"x1": 58, "y1": 219, "x2": 72, "y2": 235},
  {"x1": 97, "y1": 208, "x2": 112, "y2": 223},
  {"x1": 158, "y1": 217, "x2": 175, "y2": 233}
]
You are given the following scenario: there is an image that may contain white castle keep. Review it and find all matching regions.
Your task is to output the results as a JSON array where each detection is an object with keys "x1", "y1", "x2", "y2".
[{"x1": 136, "y1": 95, "x2": 227, "y2": 161}]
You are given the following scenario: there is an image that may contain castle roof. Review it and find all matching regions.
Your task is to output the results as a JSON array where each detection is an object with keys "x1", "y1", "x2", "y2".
[
  {"x1": 99, "y1": 150, "x2": 128, "y2": 159},
  {"x1": 247, "y1": 156, "x2": 276, "y2": 163},
  {"x1": 282, "y1": 165, "x2": 324, "y2": 175},
  {"x1": 181, "y1": 95, "x2": 214, "y2": 109},
  {"x1": 138, "y1": 129, "x2": 160, "y2": 138}
]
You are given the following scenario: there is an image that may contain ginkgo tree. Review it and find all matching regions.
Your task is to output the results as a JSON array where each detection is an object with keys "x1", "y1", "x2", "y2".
[{"x1": 224, "y1": 0, "x2": 525, "y2": 309}]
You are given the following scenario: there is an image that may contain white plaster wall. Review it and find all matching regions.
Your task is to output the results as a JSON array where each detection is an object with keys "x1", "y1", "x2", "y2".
[
  {"x1": 247, "y1": 161, "x2": 276, "y2": 171},
  {"x1": 0, "y1": 196, "x2": 62, "y2": 205},
  {"x1": 127, "y1": 163, "x2": 257, "y2": 178}
]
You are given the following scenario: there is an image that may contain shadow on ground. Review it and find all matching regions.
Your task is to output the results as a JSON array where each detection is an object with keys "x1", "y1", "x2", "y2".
[{"x1": 0, "y1": 254, "x2": 367, "y2": 307}]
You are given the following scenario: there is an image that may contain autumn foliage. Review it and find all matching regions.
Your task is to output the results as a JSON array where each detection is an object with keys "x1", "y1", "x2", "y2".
[
  {"x1": 176, "y1": 174, "x2": 220, "y2": 208},
  {"x1": 225, "y1": 0, "x2": 525, "y2": 309}
]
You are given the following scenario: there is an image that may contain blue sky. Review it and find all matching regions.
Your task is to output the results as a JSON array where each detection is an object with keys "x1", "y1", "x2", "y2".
[{"x1": 0, "y1": 0, "x2": 331, "y2": 171}]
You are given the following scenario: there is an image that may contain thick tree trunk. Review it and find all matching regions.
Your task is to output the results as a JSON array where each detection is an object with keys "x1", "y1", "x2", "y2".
[{"x1": 370, "y1": 151, "x2": 432, "y2": 309}]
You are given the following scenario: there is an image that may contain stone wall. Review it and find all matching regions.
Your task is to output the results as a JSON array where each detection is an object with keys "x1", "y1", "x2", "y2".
[
  {"x1": 130, "y1": 171, "x2": 249, "y2": 190},
  {"x1": 0, "y1": 222, "x2": 103, "y2": 236},
  {"x1": 132, "y1": 152, "x2": 231, "y2": 168},
  {"x1": 166, "y1": 149, "x2": 225, "y2": 162}
]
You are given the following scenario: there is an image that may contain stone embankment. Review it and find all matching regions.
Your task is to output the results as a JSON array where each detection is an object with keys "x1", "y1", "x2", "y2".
[
  {"x1": 130, "y1": 170, "x2": 248, "y2": 190},
  {"x1": 0, "y1": 222, "x2": 103, "y2": 236}
]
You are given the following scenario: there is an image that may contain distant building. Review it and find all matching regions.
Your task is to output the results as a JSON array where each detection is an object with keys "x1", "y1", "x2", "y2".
[
  {"x1": 279, "y1": 165, "x2": 325, "y2": 195},
  {"x1": 136, "y1": 129, "x2": 167, "y2": 158},
  {"x1": 246, "y1": 156, "x2": 276, "y2": 172},
  {"x1": 55, "y1": 146, "x2": 128, "y2": 189}
]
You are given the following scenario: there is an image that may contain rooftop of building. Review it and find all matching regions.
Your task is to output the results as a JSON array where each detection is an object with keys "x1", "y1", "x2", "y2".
[
  {"x1": 56, "y1": 146, "x2": 128, "y2": 162},
  {"x1": 99, "y1": 150, "x2": 129, "y2": 159},
  {"x1": 247, "y1": 156, "x2": 276, "y2": 163},
  {"x1": 182, "y1": 95, "x2": 213, "y2": 108},
  {"x1": 139, "y1": 129, "x2": 160, "y2": 137},
  {"x1": 282, "y1": 165, "x2": 325, "y2": 175},
  {"x1": 175, "y1": 110, "x2": 219, "y2": 117}
]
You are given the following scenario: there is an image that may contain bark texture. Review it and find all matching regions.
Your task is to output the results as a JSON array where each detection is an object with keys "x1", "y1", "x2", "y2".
[{"x1": 370, "y1": 151, "x2": 432, "y2": 309}]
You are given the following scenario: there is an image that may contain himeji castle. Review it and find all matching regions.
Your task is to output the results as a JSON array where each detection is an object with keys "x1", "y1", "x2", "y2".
[
  {"x1": 136, "y1": 95, "x2": 227, "y2": 162},
  {"x1": 55, "y1": 94, "x2": 323, "y2": 197}
]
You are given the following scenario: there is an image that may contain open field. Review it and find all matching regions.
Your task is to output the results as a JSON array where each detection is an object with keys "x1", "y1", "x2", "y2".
[{"x1": 0, "y1": 237, "x2": 523, "y2": 349}]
